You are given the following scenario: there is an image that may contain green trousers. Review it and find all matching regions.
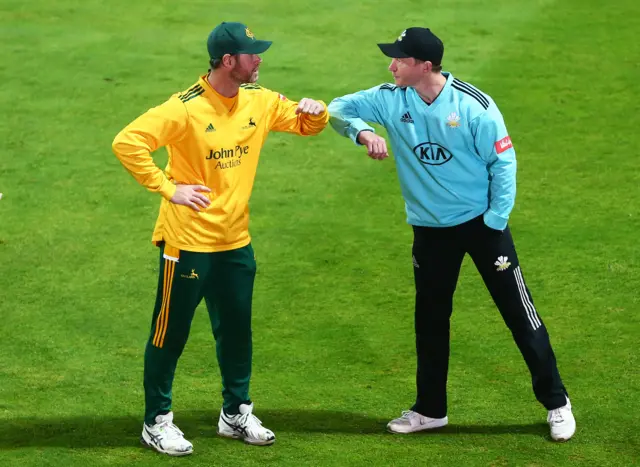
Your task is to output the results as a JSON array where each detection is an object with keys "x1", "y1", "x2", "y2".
[{"x1": 143, "y1": 243, "x2": 256, "y2": 425}]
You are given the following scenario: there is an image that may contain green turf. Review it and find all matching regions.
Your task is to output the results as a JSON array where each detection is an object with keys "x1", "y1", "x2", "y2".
[{"x1": 1, "y1": 0, "x2": 638, "y2": 465}]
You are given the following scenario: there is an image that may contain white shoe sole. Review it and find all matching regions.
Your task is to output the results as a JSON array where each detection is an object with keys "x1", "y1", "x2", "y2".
[
  {"x1": 551, "y1": 426, "x2": 576, "y2": 442},
  {"x1": 140, "y1": 436, "x2": 193, "y2": 456},
  {"x1": 387, "y1": 417, "x2": 449, "y2": 434},
  {"x1": 552, "y1": 436, "x2": 573, "y2": 442},
  {"x1": 217, "y1": 429, "x2": 276, "y2": 446}
]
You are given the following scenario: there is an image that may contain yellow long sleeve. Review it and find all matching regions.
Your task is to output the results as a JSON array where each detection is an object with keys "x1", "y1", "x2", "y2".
[
  {"x1": 267, "y1": 92, "x2": 330, "y2": 135},
  {"x1": 112, "y1": 98, "x2": 188, "y2": 200}
]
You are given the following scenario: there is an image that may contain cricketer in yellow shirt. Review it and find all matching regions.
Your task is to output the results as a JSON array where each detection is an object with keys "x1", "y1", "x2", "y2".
[{"x1": 112, "y1": 22, "x2": 329, "y2": 455}]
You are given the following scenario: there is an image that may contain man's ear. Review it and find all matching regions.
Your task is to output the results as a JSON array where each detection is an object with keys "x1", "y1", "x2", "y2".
[{"x1": 222, "y1": 54, "x2": 235, "y2": 68}]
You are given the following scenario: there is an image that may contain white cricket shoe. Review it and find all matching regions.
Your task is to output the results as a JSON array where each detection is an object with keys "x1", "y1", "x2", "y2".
[
  {"x1": 387, "y1": 410, "x2": 448, "y2": 434},
  {"x1": 548, "y1": 398, "x2": 576, "y2": 442},
  {"x1": 217, "y1": 402, "x2": 276, "y2": 446},
  {"x1": 140, "y1": 412, "x2": 193, "y2": 456}
]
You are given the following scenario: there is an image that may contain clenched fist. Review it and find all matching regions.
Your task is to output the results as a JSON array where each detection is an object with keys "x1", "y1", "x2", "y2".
[
  {"x1": 357, "y1": 130, "x2": 389, "y2": 160},
  {"x1": 295, "y1": 98, "x2": 326, "y2": 116}
]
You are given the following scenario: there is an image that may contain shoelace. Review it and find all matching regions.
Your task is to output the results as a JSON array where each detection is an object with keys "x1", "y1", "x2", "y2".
[
  {"x1": 400, "y1": 410, "x2": 417, "y2": 420},
  {"x1": 548, "y1": 408, "x2": 565, "y2": 425},
  {"x1": 237, "y1": 412, "x2": 264, "y2": 429},
  {"x1": 157, "y1": 421, "x2": 185, "y2": 439}
]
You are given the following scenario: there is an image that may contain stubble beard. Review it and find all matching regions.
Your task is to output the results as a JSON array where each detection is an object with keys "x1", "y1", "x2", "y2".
[{"x1": 231, "y1": 65, "x2": 259, "y2": 85}]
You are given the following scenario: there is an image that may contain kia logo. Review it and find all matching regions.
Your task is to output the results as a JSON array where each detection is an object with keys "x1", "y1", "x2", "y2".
[{"x1": 413, "y1": 142, "x2": 453, "y2": 165}]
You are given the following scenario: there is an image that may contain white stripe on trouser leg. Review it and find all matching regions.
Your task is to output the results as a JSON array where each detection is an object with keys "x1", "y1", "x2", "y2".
[
  {"x1": 513, "y1": 266, "x2": 541, "y2": 330},
  {"x1": 515, "y1": 267, "x2": 542, "y2": 328}
]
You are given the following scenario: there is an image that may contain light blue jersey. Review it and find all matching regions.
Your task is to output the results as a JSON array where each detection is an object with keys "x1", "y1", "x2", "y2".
[{"x1": 328, "y1": 72, "x2": 516, "y2": 230}]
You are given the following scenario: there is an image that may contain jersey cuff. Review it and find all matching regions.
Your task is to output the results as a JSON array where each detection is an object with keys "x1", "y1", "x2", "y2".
[
  {"x1": 350, "y1": 123, "x2": 375, "y2": 145},
  {"x1": 483, "y1": 209, "x2": 509, "y2": 231},
  {"x1": 159, "y1": 179, "x2": 177, "y2": 200}
]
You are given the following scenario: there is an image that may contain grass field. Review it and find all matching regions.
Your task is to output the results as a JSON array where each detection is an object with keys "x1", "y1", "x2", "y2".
[{"x1": 1, "y1": 0, "x2": 639, "y2": 465}]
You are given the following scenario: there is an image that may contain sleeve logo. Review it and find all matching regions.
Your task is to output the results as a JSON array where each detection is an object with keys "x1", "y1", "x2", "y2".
[{"x1": 495, "y1": 136, "x2": 513, "y2": 154}]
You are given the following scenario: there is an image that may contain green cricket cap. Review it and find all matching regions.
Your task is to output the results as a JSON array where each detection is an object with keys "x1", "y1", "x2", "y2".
[{"x1": 207, "y1": 22, "x2": 272, "y2": 59}]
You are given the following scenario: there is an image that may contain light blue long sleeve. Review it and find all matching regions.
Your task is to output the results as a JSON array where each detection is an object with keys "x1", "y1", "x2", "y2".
[
  {"x1": 329, "y1": 73, "x2": 517, "y2": 230},
  {"x1": 328, "y1": 87, "x2": 383, "y2": 143},
  {"x1": 473, "y1": 110, "x2": 517, "y2": 230}
]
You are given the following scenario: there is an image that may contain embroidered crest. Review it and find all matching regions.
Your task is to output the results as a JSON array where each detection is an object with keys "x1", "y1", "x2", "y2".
[{"x1": 446, "y1": 112, "x2": 461, "y2": 128}]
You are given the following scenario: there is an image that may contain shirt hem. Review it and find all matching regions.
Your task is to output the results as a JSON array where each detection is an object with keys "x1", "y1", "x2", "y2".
[
  {"x1": 152, "y1": 236, "x2": 251, "y2": 253},
  {"x1": 408, "y1": 209, "x2": 485, "y2": 228}
]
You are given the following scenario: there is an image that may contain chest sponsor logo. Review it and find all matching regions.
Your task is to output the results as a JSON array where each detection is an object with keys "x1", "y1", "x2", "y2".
[
  {"x1": 206, "y1": 145, "x2": 249, "y2": 169},
  {"x1": 495, "y1": 136, "x2": 513, "y2": 154},
  {"x1": 413, "y1": 142, "x2": 453, "y2": 165}
]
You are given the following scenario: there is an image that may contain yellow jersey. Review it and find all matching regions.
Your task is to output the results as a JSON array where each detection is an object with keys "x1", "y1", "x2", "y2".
[{"x1": 112, "y1": 75, "x2": 329, "y2": 252}]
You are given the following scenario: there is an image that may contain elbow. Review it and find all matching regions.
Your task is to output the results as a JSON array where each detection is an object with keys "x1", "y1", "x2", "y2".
[
  {"x1": 112, "y1": 131, "x2": 125, "y2": 157},
  {"x1": 299, "y1": 113, "x2": 330, "y2": 136},
  {"x1": 112, "y1": 130, "x2": 141, "y2": 160},
  {"x1": 327, "y1": 100, "x2": 341, "y2": 116},
  {"x1": 299, "y1": 125, "x2": 324, "y2": 137}
]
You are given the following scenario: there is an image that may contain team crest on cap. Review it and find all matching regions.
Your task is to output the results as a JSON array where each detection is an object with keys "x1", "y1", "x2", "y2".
[
  {"x1": 446, "y1": 112, "x2": 461, "y2": 128},
  {"x1": 245, "y1": 27, "x2": 255, "y2": 39},
  {"x1": 398, "y1": 30, "x2": 407, "y2": 41}
]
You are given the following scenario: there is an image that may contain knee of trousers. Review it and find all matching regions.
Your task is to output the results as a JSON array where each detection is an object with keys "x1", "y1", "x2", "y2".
[
  {"x1": 216, "y1": 327, "x2": 253, "y2": 342},
  {"x1": 416, "y1": 289, "x2": 455, "y2": 307},
  {"x1": 415, "y1": 296, "x2": 454, "y2": 322},
  {"x1": 415, "y1": 314, "x2": 452, "y2": 336},
  {"x1": 149, "y1": 322, "x2": 192, "y2": 350},
  {"x1": 513, "y1": 329, "x2": 555, "y2": 359},
  {"x1": 507, "y1": 314, "x2": 548, "y2": 339}
]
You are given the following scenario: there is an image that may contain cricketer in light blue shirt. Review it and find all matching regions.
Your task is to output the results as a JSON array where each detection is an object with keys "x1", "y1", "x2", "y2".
[{"x1": 328, "y1": 72, "x2": 516, "y2": 230}]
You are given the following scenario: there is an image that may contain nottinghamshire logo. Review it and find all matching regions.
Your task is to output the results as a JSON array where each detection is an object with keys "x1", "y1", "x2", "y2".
[
  {"x1": 181, "y1": 269, "x2": 199, "y2": 280},
  {"x1": 206, "y1": 145, "x2": 250, "y2": 169},
  {"x1": 242, "y1": 117, "x2": 257, "y2": 129}
]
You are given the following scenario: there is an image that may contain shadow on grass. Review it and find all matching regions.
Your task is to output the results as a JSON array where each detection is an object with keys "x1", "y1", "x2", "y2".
[{"x1": 0, "y1": 409, "x2": 548, "y2": 449}]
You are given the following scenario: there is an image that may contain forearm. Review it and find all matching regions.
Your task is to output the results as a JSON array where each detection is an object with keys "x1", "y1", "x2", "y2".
[
  {"x1": 328, "y1": 87, "x2": 385, "y2": 144},
  {"x1": 329, "y1": 114, "x2": 375, "y2": 144},
  {"x1": 112, "y1": 131, "x2": 177, "y2": 200},
  {"x1": 485, "y1": 166, "x2": 516, "y2": 230},
  {"x1": 298, "y1": 104, "x2": 330, "y2": 136}
]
